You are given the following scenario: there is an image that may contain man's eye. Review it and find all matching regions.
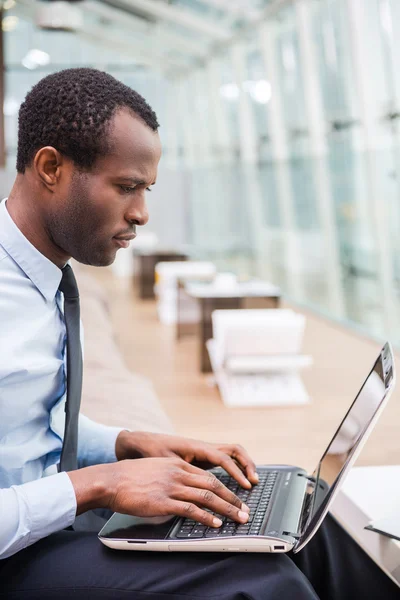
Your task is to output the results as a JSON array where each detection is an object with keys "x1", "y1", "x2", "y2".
[
  {"x1": 119, "y1": 185, "x2": 136, "y2": 194},
  {"x1": 118, "y1": 185, "x2": 153, "y2": 193}
]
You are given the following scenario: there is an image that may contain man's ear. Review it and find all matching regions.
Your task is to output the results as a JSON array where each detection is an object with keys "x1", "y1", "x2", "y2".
[{"x1": 33, "y1": 147, "x2": 64, "y2": 191}]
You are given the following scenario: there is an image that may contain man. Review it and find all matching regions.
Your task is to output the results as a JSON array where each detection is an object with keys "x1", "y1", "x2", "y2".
[{"x1": 0, "y1": 68, "x2": 397, "y2": 599}]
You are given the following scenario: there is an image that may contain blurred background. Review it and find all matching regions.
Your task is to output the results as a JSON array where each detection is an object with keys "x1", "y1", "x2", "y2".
[{"x1": 1, "y1": 0, "x2": 400, "y2": 348}]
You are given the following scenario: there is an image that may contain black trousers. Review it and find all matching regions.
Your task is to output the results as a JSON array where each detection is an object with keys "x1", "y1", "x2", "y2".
[{"x1": 0, "y1": 515, "x2": 398, "y2": 600}]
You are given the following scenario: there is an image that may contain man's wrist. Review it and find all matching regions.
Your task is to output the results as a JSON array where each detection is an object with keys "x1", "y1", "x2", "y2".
[
  {"x1": 115, "y1": 430, "x2": 152, "y2": 461},
  {"x1": 115, "y1": 429, "x2": 133, "y2": 461},
  {"x1": 67, "y1": 464, "x2": 112, "y2": 515}
]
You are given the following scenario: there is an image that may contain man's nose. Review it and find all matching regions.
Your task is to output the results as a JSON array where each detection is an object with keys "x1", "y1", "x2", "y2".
[{"x1": 125, "y1": 197, "x2": 149, "y2": 227}]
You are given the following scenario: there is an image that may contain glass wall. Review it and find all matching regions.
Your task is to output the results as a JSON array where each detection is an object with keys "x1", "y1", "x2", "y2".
[
  {"x1": 3, "y1": 0, "x2": 400, "y2": 347},
  {"x1": 174, "y1": 0, "x2": 400, "y2": 347},
  {"x1": 3, "y1": 3, "x2": 171, "y2": 167}
]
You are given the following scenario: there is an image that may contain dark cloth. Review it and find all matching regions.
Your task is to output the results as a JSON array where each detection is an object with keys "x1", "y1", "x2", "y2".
[
  {"x1": 58, "y1": 263, "x2": 82, "y2": 474},
  {"x1": 0, "y1": 514, "x2": 398, "y2": 600},
  {"x1": 58, "y1": 265, "x2": 101, "y2": 532}
]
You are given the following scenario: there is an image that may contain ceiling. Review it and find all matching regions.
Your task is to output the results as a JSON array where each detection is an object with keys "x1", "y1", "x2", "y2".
[{"x1": 8, "y1": 0, "x2": 291, "y2": 76}]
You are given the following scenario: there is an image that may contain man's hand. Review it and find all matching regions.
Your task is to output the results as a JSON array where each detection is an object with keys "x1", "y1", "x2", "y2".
[
  {"x1": 68, "y1": 457, "x2": 251, "y2": 528},
  {"x1": 115, "y1": 431, "x2": 259, "y2": 489}
]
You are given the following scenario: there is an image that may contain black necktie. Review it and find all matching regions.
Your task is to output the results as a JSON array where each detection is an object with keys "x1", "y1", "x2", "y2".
[
  {"x1": 58, "y1": 264, "x2": 107, "y2": 531},
  {"x1": 59, "y1": 264, "x2": 82, "y2": 473}
]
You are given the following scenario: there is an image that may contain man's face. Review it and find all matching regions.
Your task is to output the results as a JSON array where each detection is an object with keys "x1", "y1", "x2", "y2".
[{"x1": 46, "y1": 109, "x2": 161, "y2": 267}]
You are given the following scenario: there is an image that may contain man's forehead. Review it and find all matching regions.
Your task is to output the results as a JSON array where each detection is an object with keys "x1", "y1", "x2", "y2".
[
  {"x1": 98, "y1": 109, "x2": 161, "y2": 180},
  {"x1": 109, "y1": 109, "x2": 160, "y2": 155}
]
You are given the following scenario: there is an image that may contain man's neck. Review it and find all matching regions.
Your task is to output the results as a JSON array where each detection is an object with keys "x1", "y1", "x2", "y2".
[{"x1": 7, "y1": 177, "x2": 69, "y2": 268}]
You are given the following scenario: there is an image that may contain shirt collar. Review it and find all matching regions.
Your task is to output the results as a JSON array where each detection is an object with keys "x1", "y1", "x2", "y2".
[{"x1": 0, "y1": 198, "x2": 62, "y2": 301}]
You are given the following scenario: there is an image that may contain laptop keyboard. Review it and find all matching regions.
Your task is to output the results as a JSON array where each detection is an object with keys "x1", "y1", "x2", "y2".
[{"x1": 174, "y1": 470, "x2": 278, "y2": 539}]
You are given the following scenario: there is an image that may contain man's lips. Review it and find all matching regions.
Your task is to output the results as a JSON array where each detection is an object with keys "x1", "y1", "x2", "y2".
[
  {"x1": 113, "y1": 234, "x2": 136, "y2": 248},
  {"x1": 114, "y1": 233, "x2": 136, "y2": 241}
]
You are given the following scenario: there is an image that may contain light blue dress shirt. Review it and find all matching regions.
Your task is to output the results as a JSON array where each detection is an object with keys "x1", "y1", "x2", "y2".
[{"x1": 0, "y1": 198, "x2": 123, "y2": 559}]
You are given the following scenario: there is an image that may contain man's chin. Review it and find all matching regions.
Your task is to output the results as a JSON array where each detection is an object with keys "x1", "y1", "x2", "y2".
[{"x1": 72, "y1": 248, "x2": 117, "y2": 268}]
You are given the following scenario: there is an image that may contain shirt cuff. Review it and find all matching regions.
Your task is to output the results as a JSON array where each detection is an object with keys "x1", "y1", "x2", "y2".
[
  {"x1": 77, "y1": 414, "x2": 125, "y2": 467},
  {"x1": 0, "y1": 472, "x2": 76, "y2": 559}
]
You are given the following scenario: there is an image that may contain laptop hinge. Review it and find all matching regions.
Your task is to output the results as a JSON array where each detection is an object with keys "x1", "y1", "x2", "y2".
[
  {"x1": 282, "y1": 531, "x2": 301, "y2": 539},
  {"x1": 297, "y1": 474, "x2": 317, "y2": 484},
  {"x1": 295, "y1": 474, "x2": 317, "y2": 536}
]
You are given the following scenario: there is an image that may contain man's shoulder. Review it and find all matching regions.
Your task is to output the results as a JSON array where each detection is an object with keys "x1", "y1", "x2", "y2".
[
  {"x1": 0, "y1": 244, "x2": 7, "y2": 262},
  {"x1": 0, "y1": 246, "x2": 26, "y2": 299},
  {"x1": 0, "y1": 246, "x2": 18, "y2": 277}
]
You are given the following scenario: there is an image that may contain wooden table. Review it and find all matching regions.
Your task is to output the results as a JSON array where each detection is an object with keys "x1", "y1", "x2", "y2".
[
  {"x1": 182, "y1": 280, "x2": 281, "y2": 372},
  {"x1": 175, "y1": 275, "x2": 216, "y2": 340},
  {"x1": 133, "y1": 250, "x2": 188, "y2": 299}
]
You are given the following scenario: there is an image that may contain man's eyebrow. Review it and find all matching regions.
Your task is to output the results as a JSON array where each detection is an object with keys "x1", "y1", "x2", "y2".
[{"x1": 118, "y1": 177, "x2": 156, "y2": 185}]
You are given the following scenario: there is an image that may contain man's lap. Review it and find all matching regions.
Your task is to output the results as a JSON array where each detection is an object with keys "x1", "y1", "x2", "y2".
[
  {"x1": 0, "y1": 530, "x2": 317, "y2": 600},
  {"x1": 0, "y1": 515, "x2": 398, "y2": 600}
]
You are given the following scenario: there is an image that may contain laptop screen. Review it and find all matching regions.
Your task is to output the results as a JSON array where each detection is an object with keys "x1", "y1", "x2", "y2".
[{"x1": 295, "y1": 342, "x2": 395, "y2": 552}]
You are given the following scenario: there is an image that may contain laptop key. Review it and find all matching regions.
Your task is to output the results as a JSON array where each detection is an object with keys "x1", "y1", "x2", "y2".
[
  {"x1": 205, "y1": 529, "x2": 222, "y2": 537},
  {"x1": 190, "y1": 531, "x2": 205, "y2": 538},
  {"x1": 236, "y1": 528, "x2": 250, "y2": 535},
  {"x1": 176, "y1": 531, "x2": 193, "y2": 538}
]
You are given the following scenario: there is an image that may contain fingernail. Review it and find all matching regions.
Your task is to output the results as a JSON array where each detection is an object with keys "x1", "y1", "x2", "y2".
[
  {"x1": 213, "y1": 517, "x2": 223, "y2": 527},
  {"x1": 238, "y1": 511, "x2": 249, "y2": 523},
  {"x1": 241, "y1": 503, "x2": 250, "y2": 513},
  {"x1": 253, "y1": 472, "x2": 259, "y2": 482}
]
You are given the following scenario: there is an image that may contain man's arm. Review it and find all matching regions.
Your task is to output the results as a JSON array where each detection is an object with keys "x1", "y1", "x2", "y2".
[
  {"x1": 1, "y1": 452, "x2": 252, "y2": 560},
  {"x1": 77, "y1": 414, "x2": 124, "y2": 468},
  {"x1": 68, "y1": 457, "x2": 250, "y2": 529},
  {"x1": 0, "y1": 473, "x2": 76, "y2": 560}
]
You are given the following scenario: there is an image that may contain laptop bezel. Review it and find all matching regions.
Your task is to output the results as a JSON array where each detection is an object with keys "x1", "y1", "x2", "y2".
[{"x1": 293, "y1": 342, "x2": 396, "y2": 553}]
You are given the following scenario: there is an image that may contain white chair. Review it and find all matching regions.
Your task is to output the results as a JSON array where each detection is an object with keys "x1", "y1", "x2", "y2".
[
  {"x1": 155, "y1": 261, "x2": 216, "y2": 325},
  {"x1": 207, "y1": 309, "x2": 312, "y2": 407}
]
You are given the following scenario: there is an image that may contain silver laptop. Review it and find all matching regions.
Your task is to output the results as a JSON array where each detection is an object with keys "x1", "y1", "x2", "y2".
[{"x1": 99, "y1": 342, "x2": 395, "y2": 554}]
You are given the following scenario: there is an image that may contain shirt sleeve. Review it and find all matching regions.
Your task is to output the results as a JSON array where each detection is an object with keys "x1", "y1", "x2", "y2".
[
  {"x1": 77, "y1": 414, "x2": 125, "y2": 468},
  {"x1": 0, "y1": 472, "x2": 77, "y2": 560}
]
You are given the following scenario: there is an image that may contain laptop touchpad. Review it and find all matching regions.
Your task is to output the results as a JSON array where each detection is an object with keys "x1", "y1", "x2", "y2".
[{"x1": 99, "y1": 513, "x2": 176, "y2": 541}]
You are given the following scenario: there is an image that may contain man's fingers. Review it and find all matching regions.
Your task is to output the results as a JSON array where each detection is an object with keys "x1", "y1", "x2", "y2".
[
  {"x1": 226, "y1": 445, "x2": 259, "y2": 484},
  {"x1": 167, "y1": 500, "x2": 224, "y2": 528},
  {"x1": 180, "y1": 461, "x2": 213, "y2": 477},
  {"x1": 184, "y1": 448, "x2": 252, "y2": 489},
  {"x1": 176, "y1": 447, "x2": 258, "y2": 493},
  {"x1": 219, "y1": 456, "x2": 252, "y2": 488},
  {"x1": 183, "y1": 472, "x2": 248, "y2": 512},
  {"x1": 177, "y1": 486, "x2": 250, "y2": 524}
]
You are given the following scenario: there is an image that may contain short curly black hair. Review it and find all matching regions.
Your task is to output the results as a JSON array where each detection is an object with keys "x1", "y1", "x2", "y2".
[{"x1": 16, "y1": 67, "x2": 159, "y2": 173}]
